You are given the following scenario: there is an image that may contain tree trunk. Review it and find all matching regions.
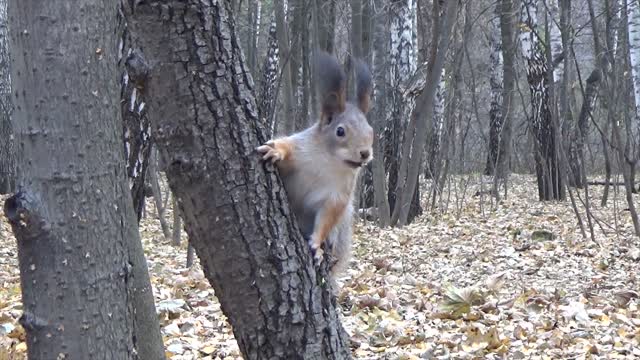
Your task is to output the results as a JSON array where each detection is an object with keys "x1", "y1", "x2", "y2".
[
  {"x1": 497, "y1": 0, "x2": 516, "y2": 181},
  {"x1": 275, "y1": 0, "x2": 297, "y2": 135},
  {"x1": 519, "y1": 0, "x2": 565, "y2": 201},
  {"x1": 0, "y1": 0, "x2": 13, "y2": 195},
  {"x1": 125, "y1": 2, "x2": 352, "y2": 359},
  {"x1": 485, "y1": 3, "x2": 504, "y2": 176},
  {"x1": 386, "y1": 0, "x2": 422, "y2": 224},
  {"x1": 391, "y1": 0, "x2": 458, "y2": 226},
  {"x1": 568, "y1": 69, "x2": 601, "y2": 187},
  {"x1": 173, "y1": 195, "x2": 182, "y2": 246},
  {"x1": 425, "y1": 68, "x2": 445, "y2": 180},
  {"x1": 246, "y1": 0, "x2": 260, "y2": 77},
  {"x1": 315, "y1": 0, "x2": 336, "y2": 52},
  {"x1": 258, "y1": 15, "x2": 279, "y2": 135},
  {"x1": 371, "y1": 0, "x2": 392, "y2": 227},
  {"x1": 119, "y1": 18, "x2": 153, "y2": 223},
  {"x1": 117, "y1": 14, "x2": 167, "y2": 356},
  {"x1": 4, "y1": 0, "x2": 142, "y2": 357},
  {"x1": 149, "y1": 147, "x2": 171, "y2": 240}
]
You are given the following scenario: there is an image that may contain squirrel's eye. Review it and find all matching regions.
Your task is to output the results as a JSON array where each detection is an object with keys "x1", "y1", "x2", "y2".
[{"x1": 336, "y1": 126, "x2": 345, "y2": 137}]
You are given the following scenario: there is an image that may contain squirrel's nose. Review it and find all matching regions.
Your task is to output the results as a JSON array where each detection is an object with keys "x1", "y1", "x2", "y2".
[{"x1": 360, "y1": 150, "x2": 370, "y2": 160}]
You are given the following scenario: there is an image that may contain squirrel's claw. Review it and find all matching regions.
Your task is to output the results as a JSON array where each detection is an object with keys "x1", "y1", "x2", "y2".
[
  {"x1": 308, "y1": 236, "x2": 324, "y2": 265},
  {"x1": 256, "y1": 143, "x2": 282, "y2": 163}
]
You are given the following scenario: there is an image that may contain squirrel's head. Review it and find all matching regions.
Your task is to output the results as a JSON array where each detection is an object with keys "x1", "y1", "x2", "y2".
[{"x1": 315, "y1": 52, "x2": 373, "y2": 170}]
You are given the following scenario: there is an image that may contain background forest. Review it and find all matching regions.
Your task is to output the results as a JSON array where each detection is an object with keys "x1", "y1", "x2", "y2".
[{"x1": 0, "y1": 0, "x2": 639, "y2": 359}]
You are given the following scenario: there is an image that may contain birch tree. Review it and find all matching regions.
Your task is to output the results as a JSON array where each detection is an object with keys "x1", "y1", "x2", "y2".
[
  {"x1": 259, "y1": 16, "x2": 279, "y2": 135},
  {"x1": 519, "y1": 0, "x2": 565, "y2": 200},
  {"x1": 425, "y1": 68, "x2": 446, "y2": 180},
  {"x1": 385, "y1": 0, "x2": 422, "y2": 223}
]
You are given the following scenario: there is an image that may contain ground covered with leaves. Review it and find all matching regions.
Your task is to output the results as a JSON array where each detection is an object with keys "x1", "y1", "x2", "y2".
[{"x1": 1, "y1": 175, "x2": 639, "y2": 359}]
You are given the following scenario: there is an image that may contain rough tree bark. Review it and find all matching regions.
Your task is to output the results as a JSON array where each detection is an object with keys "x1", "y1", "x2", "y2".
[
  {"x1": 425, "y1": 68, "x2": 445, "y2": 180},
  {"x1": 519, "y1": 0, "x2": 565, "y2": 201},
  {"x1": 119, "y1": 7, "x2": 169, "y2": 359},
  {"x1": 570, "y1": 67, "x2": 601, "y2": 186},
  {"x1": 485, "y1": 3, "x2": 505, "y2": 177},
  {"x1": 125, "y1": 2, "x2": 352, "y2": 359},
  {"x1": 386, "y1": 0, "x2": 423, "y2": 224},
  {"x1": 0, "y1": 0, "x2": 13, "y2": 195},
  {"x1": 3, "y1": 0, "x2": 152, "y2": 357},
  {"x1": 119, "y1": 14, "x2": 153, "y2": 222},
  {"x1": 258, "y1": 15, "x2": 279, "y2": 134},
  {"x1": 391, "y1": 0, "x2": 457, "y2": 226}
]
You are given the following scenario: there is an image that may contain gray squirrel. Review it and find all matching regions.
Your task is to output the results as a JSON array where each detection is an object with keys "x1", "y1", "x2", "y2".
[{"x1": 257, "y1": 52, "x2": 373, "y2": 278}]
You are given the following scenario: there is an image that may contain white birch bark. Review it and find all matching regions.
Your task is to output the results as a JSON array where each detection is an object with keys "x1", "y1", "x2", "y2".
[
  {"x1": 628, "y1": 0, "x2": 640, "y2": 118},
  {"x1": 548, "y1": 0, "x2": 564, "y2": 82}
]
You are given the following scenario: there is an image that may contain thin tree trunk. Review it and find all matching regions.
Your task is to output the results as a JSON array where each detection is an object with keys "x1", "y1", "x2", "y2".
[
  {"x1": 4, "y1": 1, "x2": 142, "y2": 357},
  {"x1": 186, "y1": 243, "x2": 196, "y2": 268},
  {"x1": 275, "y1": 0, "x2": 296, "y2": 135},
  {"x1": 386, "y1": 0, "x2": 423, "y2": 225},
  {"x1": 497, "y1": 0, "x2": 516, "y2": 184},
  {"x1": 259, "y1": 15, "x2": 279, "y2": 134},
  {"x1": 391, "y1": 0, "x2": 458, "y2": 226},
  {"x1": 0, "y1": 0, "x2": 13, "y2": 195},
  {"x1": 315, "y1": 0, "x2": 336, "y2": 52},
  {"x1": 485, "y1": 2, "x2": 504, "y2": 177},
  {"x1": 125, "y1": 2, "x2": 352, "y2": 358},
  {"x1": 519, "y1": 0, "x2": 565, "y2": 201},
  {"x1": 569, "y1": 68, "x2": 601, "y2": 187},
  {"x1": 172, "y1": 195, "x2": 182, "y2": 246},
  {"x1": 371, "y1": 0, "x2": 392, "y2": 227},
  {"x1": 149, "y1": 148, "x2": 171, "y2": 240},
  {"x1": 113, "y1": 24, "x2": 168, "y2": 352},
  {"x1": 119, "y1": 23, "x2": 153, "y2": 223},
  {"x1": 425, "y1": 68, "x2": 446, "y2": 180}
]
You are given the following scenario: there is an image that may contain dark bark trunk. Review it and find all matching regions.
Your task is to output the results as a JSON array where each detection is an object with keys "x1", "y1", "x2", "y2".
[
  {"x1": 186, "y1": 243, "x2": 196, "y2": 268},
  {"x1": 316, "y1": 0, "x2": 336, "y2": 52},
  {"x1": 0, "y1": 0, "x2": 13, "y2": 195},
  {"x1": 568, "y1": 68, "x2": 601, "y2": 188},
  {"x1": 275, "y1": 0, "x2": 296, "y2": 135},
  {"x1": 125, "y1": 2, "x2": 352, "y2": 359},
  {"x1": 172, "y1": 195, "x2": 182, "y2": 246},
  {"x1": 119, "y1": 31, "x2": 152, "y2": 222},
  {"x1": 497, "y1": 0, "x2": 516, "y2": 181},
  {"x1": 521, "y1": 0, "x2": 565, "y2": 201},
  {"x1": 246, "y1": 0, "x2": 259, "y2": 76},
  {"x1": 4, "y1": 1, "x2": 145, "y2": 357},
  {"x1": 117, "y1": 12, "x2": 169, "y2": 357},
  {"x1": 371, "y1": 0, "x2": 391, "y2": 227},
  {"x1": 149, "y1": 148, "x2": 171, "y2": 240}
]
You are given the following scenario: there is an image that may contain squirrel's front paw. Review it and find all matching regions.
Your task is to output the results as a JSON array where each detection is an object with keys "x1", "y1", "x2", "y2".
[
  {"x1": 308, "y1": 236, "x2": 324, "y2": 265},
  {"x1": 256, "y1": 140, "x2": 283, "y2": 163}
]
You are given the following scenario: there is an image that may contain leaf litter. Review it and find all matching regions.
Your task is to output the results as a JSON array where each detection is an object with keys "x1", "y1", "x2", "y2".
[{"x1": 1, "y1": 174, "x2": 639, "y2": 359}]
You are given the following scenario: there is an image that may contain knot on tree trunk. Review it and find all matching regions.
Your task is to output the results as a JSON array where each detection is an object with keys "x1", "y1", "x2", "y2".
[
  {"x1": 3, "y1": 191, "x2": 50, "y2": 242},
  {"x1": 126, "y1": 49, "x2": 150, "y2": 89}
]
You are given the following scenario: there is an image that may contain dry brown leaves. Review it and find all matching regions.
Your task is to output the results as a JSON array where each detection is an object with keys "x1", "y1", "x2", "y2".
[{"x1": 1, "y1": 175, "x2": 639, "y2": 359}]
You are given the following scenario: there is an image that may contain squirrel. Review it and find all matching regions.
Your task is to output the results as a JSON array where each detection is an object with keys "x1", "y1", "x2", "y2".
[{"x1": 257, "y1": 52, "x2": 373, "y2": 278}]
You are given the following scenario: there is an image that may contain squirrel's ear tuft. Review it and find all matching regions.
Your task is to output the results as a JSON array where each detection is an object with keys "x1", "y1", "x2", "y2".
[
  {"x1": 355, "y1": 59, "x2": 372, "y2": 115},
  {"x1": 315, "y1": 51, "x2": 346, "y2": 123}
]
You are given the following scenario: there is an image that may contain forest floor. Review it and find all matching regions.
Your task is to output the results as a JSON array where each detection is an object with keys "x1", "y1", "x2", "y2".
[{"x1": 1, "y1": 174, "x2": 639, "y2": 359}]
